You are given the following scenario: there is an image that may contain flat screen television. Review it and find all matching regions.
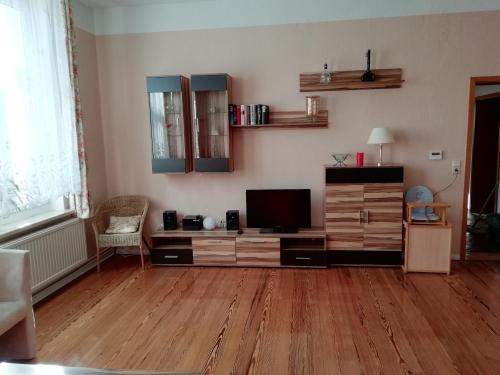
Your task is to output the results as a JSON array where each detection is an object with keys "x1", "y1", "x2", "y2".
[{"x1": 246, "y1": 189, "x2": 311, "y2": 233}]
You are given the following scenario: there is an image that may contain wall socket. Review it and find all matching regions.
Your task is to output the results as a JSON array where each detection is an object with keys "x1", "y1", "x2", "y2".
[{"x1": 452, "y1": 160, "x2": 461, "y2": 175}]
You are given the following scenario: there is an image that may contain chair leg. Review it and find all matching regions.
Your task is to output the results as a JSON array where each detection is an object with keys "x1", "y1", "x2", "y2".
[
  {"x1": 96, "y1": 246, "x2": 101, "y2": 272},
  {"x1": 139, "y1": 242, "x2": 145, "y2": 270}
]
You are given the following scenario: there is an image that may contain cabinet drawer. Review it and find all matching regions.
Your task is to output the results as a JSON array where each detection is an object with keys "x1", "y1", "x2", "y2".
[
  {"x1": 192, "y1": 237, "x2": 236, "y2": 265},
  {"x1": 326, "y1": 166, "x2": 404, "y2": 184},
  {"x1": 151, "y1": 249, "x2": 193, "y2": 265},
  {"x1": 236, "y1": 237, "x2": 280, "y2": 266},
  {"x1": 280, "y1": 250, "x2": 326, "y2": 268}
]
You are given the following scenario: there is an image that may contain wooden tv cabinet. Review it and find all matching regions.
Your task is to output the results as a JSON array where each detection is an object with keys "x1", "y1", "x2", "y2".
[{"x1": 149, "y1": 228, "x2": 326, "y2": 268}]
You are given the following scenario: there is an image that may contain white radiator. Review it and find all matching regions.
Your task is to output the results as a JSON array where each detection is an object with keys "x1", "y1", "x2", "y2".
[{"x1": 0, "y1": 218, "x2": 88, "y2": 293}]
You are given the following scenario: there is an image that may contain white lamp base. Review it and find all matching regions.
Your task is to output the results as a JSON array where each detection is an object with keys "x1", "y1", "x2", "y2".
[{"x1": 377, "y1": 144, "x2": 384, "y2": 166}]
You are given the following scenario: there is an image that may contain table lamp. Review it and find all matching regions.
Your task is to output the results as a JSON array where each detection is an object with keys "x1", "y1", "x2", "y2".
[{"x1": 367, "y1": 127, "x2": 394, "y2": 166}]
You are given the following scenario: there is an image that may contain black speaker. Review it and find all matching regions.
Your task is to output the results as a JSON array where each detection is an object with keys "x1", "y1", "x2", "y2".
[
  {"x1": 226, "y1": 210, "x2": 239, "y2": 230},
  {"x1": 163, "y1": 210, "x2": 177, "y2": 230}
]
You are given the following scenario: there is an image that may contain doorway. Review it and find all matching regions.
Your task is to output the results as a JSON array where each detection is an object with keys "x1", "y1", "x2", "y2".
[{"x1": 461, "y1": 77, "x2": 500, "y2": 260}]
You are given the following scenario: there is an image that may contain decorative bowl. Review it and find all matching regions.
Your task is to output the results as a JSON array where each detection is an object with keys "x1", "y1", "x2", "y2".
[{"x1": 331, "y1": 153, "x2": 351, "y2": 166}]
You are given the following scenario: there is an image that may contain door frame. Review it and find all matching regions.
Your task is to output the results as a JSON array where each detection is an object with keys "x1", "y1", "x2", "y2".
[{"x1": 460, "y1": 76, "x2": 500, "y2": 260}]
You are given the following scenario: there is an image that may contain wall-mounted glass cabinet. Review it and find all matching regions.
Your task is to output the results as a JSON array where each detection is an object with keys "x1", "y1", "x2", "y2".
[
  {"x1": 147, "y1": 75, "x2": 192, "y2": 173},
  {"x1": 191, "y1": 74, "x2": 233, "y2": 172}
]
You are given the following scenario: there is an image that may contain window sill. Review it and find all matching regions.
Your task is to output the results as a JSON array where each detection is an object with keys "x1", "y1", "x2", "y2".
[{"x1": 0, "y1": 209, "x2": 75, "y2": 243}]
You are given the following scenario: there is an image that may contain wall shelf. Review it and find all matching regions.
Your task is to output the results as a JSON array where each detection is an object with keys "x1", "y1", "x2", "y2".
[
  {"x1": 231, "y1": 110, "x2": 328, "y2": 129},
  {"x1": 299, "y1": 68, "x2": 403, "y2": 92}
]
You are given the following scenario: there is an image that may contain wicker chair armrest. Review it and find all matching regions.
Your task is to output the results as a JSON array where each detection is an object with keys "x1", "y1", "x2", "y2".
[
  {"x1": 91, "y1": 210, "x2": 109, "y2": 235},
  {"x1": 137, "y1": 201, "x2": 149, "y2": 235}
]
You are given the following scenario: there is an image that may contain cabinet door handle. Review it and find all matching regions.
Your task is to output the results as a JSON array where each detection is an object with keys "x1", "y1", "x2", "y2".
[
  {"x1": 246, "y1": 240, "x2": 267, "y2": 243},
  {"x1": 164, "y1": 255, "x2": 179, "y2": 259},
  {"x1": 207, "y1": 240, "x2": 223, "y2": 244},
  {"x1": 358, "y1": 211, "x2": 363, "y2": 224},
  {"x1": 296, "y1": 257, "x2": 311, "y2": 260},
  {"x1": 365, "y1": 210, "x2": 370, "y2": 224}
]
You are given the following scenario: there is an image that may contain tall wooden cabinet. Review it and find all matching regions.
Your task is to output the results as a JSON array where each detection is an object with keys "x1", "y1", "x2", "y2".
[{"x1": 325, "y1": 166, "x2": 404, "y2": 265}]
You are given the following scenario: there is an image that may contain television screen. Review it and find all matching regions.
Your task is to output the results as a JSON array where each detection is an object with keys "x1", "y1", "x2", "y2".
[{"x1": 246, "y1": 189, "x2": 311, "y2": 230}]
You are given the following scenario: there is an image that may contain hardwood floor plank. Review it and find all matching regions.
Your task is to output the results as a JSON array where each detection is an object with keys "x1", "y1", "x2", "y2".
[
  {"x1": 360, "y1": 268, "x2": 425, "y2": 375},
  {"x1": 35, "y1": 256, "x2": 142, "y2": 349},
  {"x1": 33, "y1": 257, "x2": 500, "y2": 375},
  {"x1": 250, "y1": 269, "x2": 294, "y2": 375},
  {"x1": 404, "y1": 272, "x2": 500, "y2": 375},
  {"x1": 325, "y1": 269, "x2": 364, "y2": 375},
  {"x1": 377, "y1": 269, "x2": 459, "y2": 375}
]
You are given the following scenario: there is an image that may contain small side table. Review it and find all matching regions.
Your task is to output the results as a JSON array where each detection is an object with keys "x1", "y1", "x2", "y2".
[{"x1": 403, "y1": 220, "x2": 452, "y2": 274}]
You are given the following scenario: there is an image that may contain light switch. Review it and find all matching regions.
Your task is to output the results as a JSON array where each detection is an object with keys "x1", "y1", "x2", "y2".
[{"x1": 429, "y1": 150, "x2": 443, "y2": 160}]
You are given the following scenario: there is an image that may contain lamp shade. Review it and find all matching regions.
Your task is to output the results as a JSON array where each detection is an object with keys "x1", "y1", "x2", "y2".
[{"x1": 367, "y1": 127, "x2": 395, "y2": 144}]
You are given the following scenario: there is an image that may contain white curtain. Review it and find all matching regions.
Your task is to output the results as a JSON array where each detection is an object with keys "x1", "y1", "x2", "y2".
[{"x1": 0, "y1": 0, "x2": 81, "y2": 218}]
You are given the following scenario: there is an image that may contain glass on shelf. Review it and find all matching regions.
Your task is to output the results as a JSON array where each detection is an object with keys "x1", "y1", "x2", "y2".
[
  {"x1": 192, "y1": 90, "x2": 230, "y2": 159},
  {"x1": 150, "y1": 91, "x2": 185, "y2": 160},
  {"x1": 147, "y1": 75, "x2": 191, "y2": 173}
]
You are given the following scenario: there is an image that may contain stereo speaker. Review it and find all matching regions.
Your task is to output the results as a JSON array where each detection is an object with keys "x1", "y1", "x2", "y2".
[
  {"x1": 163, "y1": 210, "x2": 177, "y2": 230},
  {"x1": 226, "y1": 210, "x2": 239, "y2": 230}
]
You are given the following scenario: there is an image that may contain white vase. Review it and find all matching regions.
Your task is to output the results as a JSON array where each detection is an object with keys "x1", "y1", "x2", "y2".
[{"x1": 203, "y1": 216, "x2": 217, "y2": 230}]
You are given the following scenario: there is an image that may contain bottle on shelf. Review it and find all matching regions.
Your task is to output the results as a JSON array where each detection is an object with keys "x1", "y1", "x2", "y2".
[{"x1": 320, "y1": 63, "x2": 331, "y2": 84}]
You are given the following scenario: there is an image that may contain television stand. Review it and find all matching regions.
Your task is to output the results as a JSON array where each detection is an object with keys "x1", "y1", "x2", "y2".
[
  {"x1": 149, "y1": 227, "x2": 326, "y2": 268},
  {"x1": 259, "y1": 227, "x2": 298, "y2": 234}
]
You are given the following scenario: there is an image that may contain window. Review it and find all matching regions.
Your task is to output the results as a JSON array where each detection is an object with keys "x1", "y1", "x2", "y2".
[{"x1": 0, "y1": 0, "x2": 81, "y2": 220}]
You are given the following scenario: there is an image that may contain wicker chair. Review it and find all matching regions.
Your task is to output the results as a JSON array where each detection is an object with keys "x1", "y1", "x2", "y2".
[{"x1": 92, "y1": 196, "x2": 149, "y2": 272}]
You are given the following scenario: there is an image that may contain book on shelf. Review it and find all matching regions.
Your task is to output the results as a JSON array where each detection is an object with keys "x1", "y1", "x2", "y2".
[
  {"x1": 228, "y1": 104, "x2": 235, "y2": 125},
  {"x1": 229, "y1": 103, "x2": 270, "y2": 126},
  {"x1": 236, "y1": 105, "x2": 241, "y2": 125},
  {"x1": 240, "y1": 105, "x2": 247, "y2": 125}
]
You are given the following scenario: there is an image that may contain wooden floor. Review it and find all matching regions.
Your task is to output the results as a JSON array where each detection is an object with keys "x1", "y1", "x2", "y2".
[{"x1": 34, "y1": 256, "x2": 500, "y2": 375}]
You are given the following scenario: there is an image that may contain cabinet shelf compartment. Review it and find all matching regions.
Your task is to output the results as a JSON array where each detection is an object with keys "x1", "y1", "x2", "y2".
[
  {"x1": 150, "y1": 236, "x2": 193, "y2": 265},
  {"x1": 231, "y1": 110, "x2": 328, "y2": 129},
  {"x1": 147, "y1": 75, "x2": 192, "y2": 173},
  {"x1": 281, "y1": 237, "x2": 325, "y2": 251},
  {"x1": 300, "y1": 69, "x2": 403, "y2": 92}
]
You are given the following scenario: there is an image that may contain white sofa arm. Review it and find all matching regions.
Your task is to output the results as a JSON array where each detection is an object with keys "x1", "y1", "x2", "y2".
[
  {"x1": 0, "y1": 249, "x2": 36, "y2": 360},
  {"x1": 0, "y1": 249, "x2": 31, "y2": 303}
]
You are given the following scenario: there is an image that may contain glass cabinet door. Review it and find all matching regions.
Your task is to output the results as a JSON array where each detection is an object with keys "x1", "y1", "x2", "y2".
[
  {"x1": 147, "y1": 76, "x2": 192, "y2": 173},
  {"x1": 191, "y1": 74, "x2": 233, "y2": 172}
]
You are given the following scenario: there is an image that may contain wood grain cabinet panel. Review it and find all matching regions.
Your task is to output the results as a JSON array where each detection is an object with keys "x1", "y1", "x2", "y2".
[
  {"x1": 403, "y1": 222, "x2": 452, "y2": 274},
  {"x1": 236, "y1": 237, "x2": 280, "y2": 266},
  {"x1": 325, "y1": 184, "x2": 364, "y2": 250},
  {"x1": 192, "y1": 237, "x2": 236, "y2": 265},
  {"x1": 324, "y1": 178, "x2": 404, "y2": 253},
  {"x1": 363, "y1": 183, "x2": 403, "y2": 250}
]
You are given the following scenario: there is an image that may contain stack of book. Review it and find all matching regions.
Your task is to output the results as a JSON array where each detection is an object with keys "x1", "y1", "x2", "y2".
[{"x1": 229, "y1": 104, "x2": 270, "y2": 126}]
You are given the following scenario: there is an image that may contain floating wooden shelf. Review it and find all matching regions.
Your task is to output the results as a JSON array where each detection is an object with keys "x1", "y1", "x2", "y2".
[
  {"x1": 231, "y1": 110, "x2": 328, "y2": 129},
  {"x1": 300, "y1": 68, "x2": 403, "y2": 92}
]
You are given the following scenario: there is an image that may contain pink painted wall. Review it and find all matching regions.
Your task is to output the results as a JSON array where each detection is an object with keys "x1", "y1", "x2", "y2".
[
  {"x1": 87, "y1": 11, "x2": 500, "y2": 257},
  {"x1": 75, "y1": 28, "x2": 107, "y2": 256}
]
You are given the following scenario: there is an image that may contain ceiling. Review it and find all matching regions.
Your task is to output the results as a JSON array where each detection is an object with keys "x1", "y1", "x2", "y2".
[
  {"x1": 79, "y1": 0, "x2": 201, "y2": 7},
  {"x1": 75, "y1": 0, "x2": 500, "y2": 35}
]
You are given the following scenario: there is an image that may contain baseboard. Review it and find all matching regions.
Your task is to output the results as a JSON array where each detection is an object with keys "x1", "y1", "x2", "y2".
[{"x1": 32, "y1": 248, "x2": 114, "y2": 305}]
